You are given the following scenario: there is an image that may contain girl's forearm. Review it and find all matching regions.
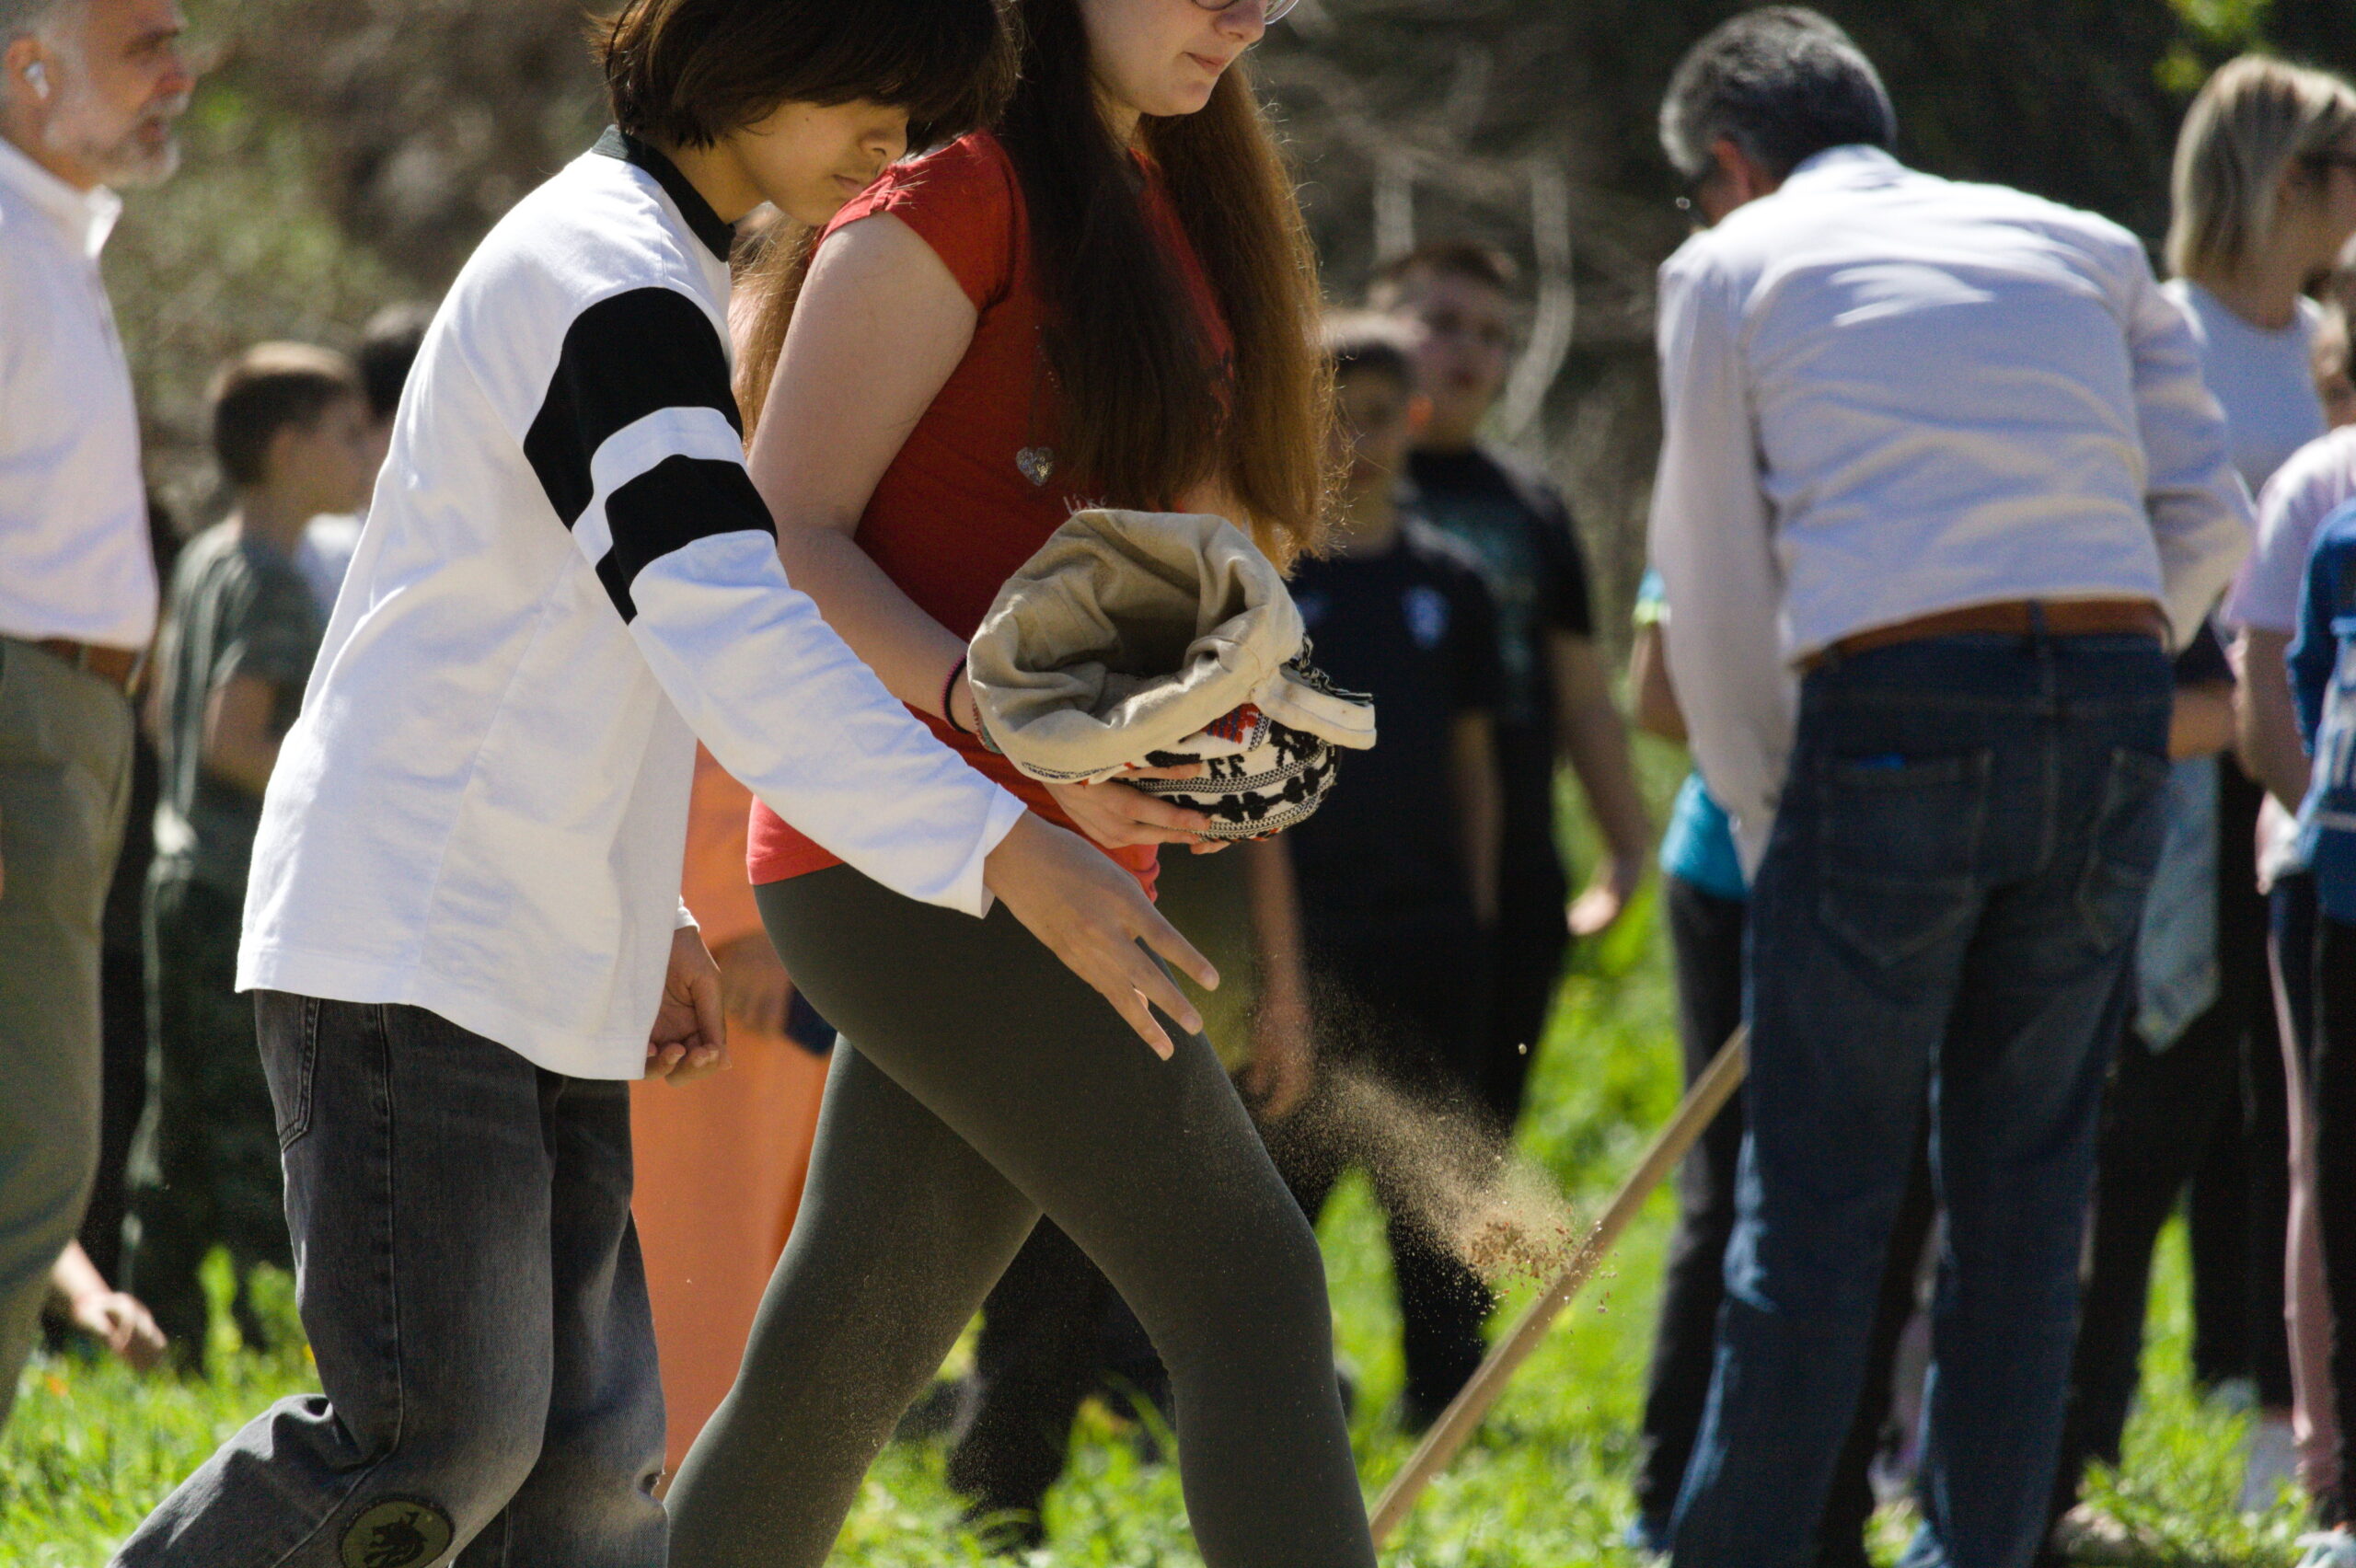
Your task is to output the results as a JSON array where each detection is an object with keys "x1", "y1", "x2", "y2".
[{"x1": 774, "y1": 525, "x2": 970, "y2": 721}]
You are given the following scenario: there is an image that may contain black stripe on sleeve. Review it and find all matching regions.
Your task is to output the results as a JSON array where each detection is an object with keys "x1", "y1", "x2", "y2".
[
  {"x1": 594, "y1": 455, "x2": 776, "y2": 623},
  {"x1": 523, "y1": 286, "x2": 745, "y2": 527}
]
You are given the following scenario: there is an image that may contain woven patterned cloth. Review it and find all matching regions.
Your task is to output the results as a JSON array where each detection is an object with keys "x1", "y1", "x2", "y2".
[{"x1": 968, "y1": 509, "x2": 1375, "y2": 839}]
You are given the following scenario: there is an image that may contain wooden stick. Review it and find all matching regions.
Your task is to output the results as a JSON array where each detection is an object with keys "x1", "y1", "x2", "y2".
[{"x1": 1368, "y1": 1026, "x2": 1750, "y2": 1547}]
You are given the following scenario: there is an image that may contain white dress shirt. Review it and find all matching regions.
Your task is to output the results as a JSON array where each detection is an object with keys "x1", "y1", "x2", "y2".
[
  {"x1": 1649, "y1": 145, "x2": 2251, "y2": 872},
  {"x1": 0, "y1": 136, "x2": 154, "y2": 649}
]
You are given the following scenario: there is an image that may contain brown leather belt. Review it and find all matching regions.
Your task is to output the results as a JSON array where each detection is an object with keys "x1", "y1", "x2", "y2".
[
  {"x1": 33, "y1": 638, "x2": 141, "y2": 692},
  {"x1": 1804, "y1": 598, "x2": 2166, "y2": 671}
]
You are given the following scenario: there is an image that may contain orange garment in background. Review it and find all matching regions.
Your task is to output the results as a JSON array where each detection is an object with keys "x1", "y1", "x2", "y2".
[{"x1": 630, "y1": 747, "x2": 829, "y2": 1473}]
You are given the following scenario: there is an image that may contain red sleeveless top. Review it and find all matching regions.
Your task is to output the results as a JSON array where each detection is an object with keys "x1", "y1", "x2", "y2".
[{"x1": 745, "y1": 132, "x2": 1233, "y2": 895}]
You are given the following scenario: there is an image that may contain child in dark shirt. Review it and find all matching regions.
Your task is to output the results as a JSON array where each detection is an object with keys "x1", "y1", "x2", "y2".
[
  {"x1": 1264, "y1": 315, "x2": 1506, "y2": 1430},
  {"x1": 123, "y1": 343, "x2": 375, "y2": 1368}
]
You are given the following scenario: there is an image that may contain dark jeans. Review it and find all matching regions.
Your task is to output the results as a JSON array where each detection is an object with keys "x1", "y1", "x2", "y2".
[
  {"x1": 1638, "y1": 875, "x2": 1935, "y2": 1567},
  {"x1": 121, "y1": 869, "x2": 290, "y2": 1368},
  {"x1": 2313, "y1": 917, "x2": 2356, "y2": 1486},
  {"x1": 113, "y1": 995, "x2": 665, "y2": 1568},
  {"x1": 1670, "y1": 631, "x2": 2171, "y2": 1568},
  {"x1": 2050, "y1": 997, "x2": 2241, "y2": 1523}
]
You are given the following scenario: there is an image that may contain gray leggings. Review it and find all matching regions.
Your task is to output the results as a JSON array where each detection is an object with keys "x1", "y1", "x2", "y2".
[{"x1": 664, "y1": 863, "x2": 1375, "y2": 1568}]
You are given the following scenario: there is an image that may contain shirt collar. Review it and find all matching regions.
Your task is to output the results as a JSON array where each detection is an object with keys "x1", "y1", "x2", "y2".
[
  {"x1": 0, "y1": 134, "x2": 121, "y2": 259},
  {"x1": 1778, "y1": 144, "x2": 1906, "y2": 193},
  {"x1": 593, "y1": 127, "x2": 735, "y2": 263}
]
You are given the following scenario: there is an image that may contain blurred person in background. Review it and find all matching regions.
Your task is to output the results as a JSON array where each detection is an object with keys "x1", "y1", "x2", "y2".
[
  {"x1": 1624, "y1": 571, "x2": 1935, "y2": 1567},
  {"x1": 291, "y1": 301, "x2": 433, "y2": 618},
  {"x1": 2282, "y1": 465, "x2": 2356, "y2": 1566},
  {"x1": 0, "y1": 0, "x2": 191, "y2": 1431},
  {"x1": 2229, "y1": 313, "x2": 2356, "y2": 1528},
  {"x1": 1648, "y1": 10, "x2": 2247, "y2": 1564},
  {"x1": 1257, "y1": 315, "x2": 1505, "y2": 1433},
  {"x1": 1369, "y1": 241, "x2": 1651, "y2": 1134},
  {"x1": 121, "y1": 344, "x2": 374, "y2": 1370},
  {"x1": 59, "y1": 494, "x2": 179, "y2": 1315},
  {"x1": 2172, "y1": 53, "x2": 2356, "y2": 1524}
]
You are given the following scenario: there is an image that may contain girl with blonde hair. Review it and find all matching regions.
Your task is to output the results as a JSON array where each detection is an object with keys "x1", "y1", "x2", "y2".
[{"x1": 2142, "y1": 50, "x2": 2356, "y2": 1538}]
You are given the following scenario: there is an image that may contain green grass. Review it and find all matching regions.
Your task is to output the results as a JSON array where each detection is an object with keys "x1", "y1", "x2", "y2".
[{"x1": 0, "y1": 829, "x2": 2314, "y2": 1564}]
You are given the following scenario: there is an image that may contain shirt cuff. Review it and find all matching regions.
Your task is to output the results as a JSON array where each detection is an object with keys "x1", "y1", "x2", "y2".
[
  {"x1": 955, "y1": 789, "x2": 1030, "y2": 918},
  {"x1": 674, "y1": 898, "x2": 699, "y2": 932}
]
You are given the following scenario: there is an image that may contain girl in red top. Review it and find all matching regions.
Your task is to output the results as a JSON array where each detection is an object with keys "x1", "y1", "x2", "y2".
[{"x1": 664, "y1": 3, "x2": 1373, "y2": 1564}]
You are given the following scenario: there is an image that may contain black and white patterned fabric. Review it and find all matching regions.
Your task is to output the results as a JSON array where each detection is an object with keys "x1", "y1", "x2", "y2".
[
  {"x1": 968, "y1": 509, "x2": 1376, "y2": 841},
  {"x1": 1127, "y1": 654, "x2": 1364, "y2": 840}
]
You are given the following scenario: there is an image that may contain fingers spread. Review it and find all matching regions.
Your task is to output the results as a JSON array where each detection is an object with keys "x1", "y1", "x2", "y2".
[
  {"x1": 1119, "y1": 951, "x2": 1203, "y2": 1039},
  {"x1": 1136, "y1": 913, "x2": 1218, "y2": 994}
]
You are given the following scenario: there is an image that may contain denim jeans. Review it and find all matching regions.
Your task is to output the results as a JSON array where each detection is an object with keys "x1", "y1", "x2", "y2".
[
  {"x1": 112, "y1": 995, "x2": 665, "y2": 1568},
  {"x1": 1669, "y1": 631, "x2": 2171, "y2": 1568}
]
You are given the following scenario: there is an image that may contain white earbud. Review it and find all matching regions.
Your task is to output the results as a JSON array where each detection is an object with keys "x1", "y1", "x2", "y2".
[{"x1": 23, "y1": 61, "x2": 48, "y2": 99}]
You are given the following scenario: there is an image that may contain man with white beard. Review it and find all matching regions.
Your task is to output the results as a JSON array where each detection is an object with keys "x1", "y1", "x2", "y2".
[{"x1": 0, "y1": 0, "x2": 191, "y2": 1426}]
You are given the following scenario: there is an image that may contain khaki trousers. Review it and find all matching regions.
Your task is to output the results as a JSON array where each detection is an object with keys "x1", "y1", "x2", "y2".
[{"x1": 0, "y1": 638, "x2": 132, "y2": 1424}]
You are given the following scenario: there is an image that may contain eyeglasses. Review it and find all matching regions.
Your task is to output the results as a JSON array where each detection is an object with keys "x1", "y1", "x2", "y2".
[{"x1": 1192, "y1": 0, "x2": 1300, "y2": 22}]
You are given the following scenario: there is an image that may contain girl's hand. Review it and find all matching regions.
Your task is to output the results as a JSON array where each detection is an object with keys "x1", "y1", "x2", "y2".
[{"x1": 1043, "y1": 766, "x2": 1218, "y2": 850}]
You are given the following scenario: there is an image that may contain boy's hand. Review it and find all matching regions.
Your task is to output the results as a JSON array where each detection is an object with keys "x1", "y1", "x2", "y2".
[
  {"x1": 984, "y1": 813, "x2": 1217, "y2": 1058},
  {"x1": 648, "y1": 928, "x2": 729, "y2": 1083}
]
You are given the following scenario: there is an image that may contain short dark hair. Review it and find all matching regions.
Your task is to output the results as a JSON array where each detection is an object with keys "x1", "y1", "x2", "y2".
[
  {"x1": 355, "y1": 303, "x2": 435, "y2": 425},
  {"x1": 597, "y1": 0, "x2": 1017, "y2": 152},
  {"x1": 1365, "y1": 239, "x2": 1519, "y2": 309},
  {"x1": 209, "y1": 343, "x2": 363, "y2": 490},
  {"x1": 1660, "y1": 6, "x2": 1896, "y2": 181},
  {"x1": 1322, "y1": 313, "x2": 1416, "y2": 390}
]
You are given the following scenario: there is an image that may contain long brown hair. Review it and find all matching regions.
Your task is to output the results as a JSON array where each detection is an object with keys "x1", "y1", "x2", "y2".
[{"x1": 734, "y1": 0, "x2": 1334, "y2": 567}]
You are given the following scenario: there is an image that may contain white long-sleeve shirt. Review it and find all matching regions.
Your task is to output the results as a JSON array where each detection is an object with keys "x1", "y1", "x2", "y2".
[
  {"x1": 239, "y1": 133, "x2": 1027, "y2": 1078},
  {"x1": 0, "y1": 136, "x2": 155, "y2": 649},
  {"x1": 1648, "y1": 145, "x2": 2251, "y2": 873}
]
